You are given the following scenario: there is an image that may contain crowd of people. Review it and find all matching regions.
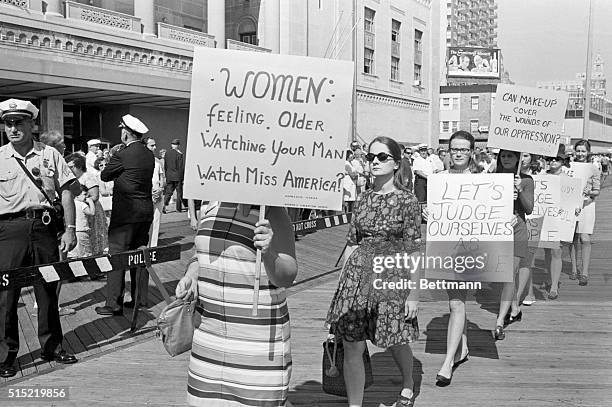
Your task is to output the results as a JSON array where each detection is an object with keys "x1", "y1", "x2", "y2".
[{"x1": 0, "y1": 96, "x2": 607, "y2": 406}]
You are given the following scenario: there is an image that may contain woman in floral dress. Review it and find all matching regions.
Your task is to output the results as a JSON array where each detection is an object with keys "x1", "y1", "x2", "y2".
[{"x1": 326, "y1": 136, "x2": 421, "y2": 407}]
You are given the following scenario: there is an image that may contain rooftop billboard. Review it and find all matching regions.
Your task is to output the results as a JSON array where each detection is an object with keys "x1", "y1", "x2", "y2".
[{"x1": 447, "y1": 47, "x2": 501, "y2": 79}]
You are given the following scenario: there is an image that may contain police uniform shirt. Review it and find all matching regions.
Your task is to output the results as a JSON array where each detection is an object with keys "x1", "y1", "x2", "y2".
[{"x1": 0, "y1": 141, "x2": 76, "y2": 214}]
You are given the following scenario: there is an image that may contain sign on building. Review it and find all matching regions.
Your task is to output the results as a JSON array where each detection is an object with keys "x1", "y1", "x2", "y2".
[{"x1": 446, "y1": 47, "x2": 501, "y2": 79}]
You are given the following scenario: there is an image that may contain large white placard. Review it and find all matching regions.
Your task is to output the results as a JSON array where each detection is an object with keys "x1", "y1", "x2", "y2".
[
  {"x1": 183, "y1": 47, "x2": 354, "y2": 210},
  {"x1": 558, "y1": 176, "x2": 582, "y2": 241},
  {"x1": 425, "y1": 173, "x2": 514, "y2": 283},
  {"x1": 526, "y1": 175, "x2": 560, "y2": 248},
  {"x1": 488, "y1": 84, "x2": 569, "y2": 157}
]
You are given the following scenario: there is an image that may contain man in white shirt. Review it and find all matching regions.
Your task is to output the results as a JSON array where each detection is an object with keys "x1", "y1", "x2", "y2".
[
  {"x1": 85, "y1": 139, "x2": 101, "y2": 171},
  {"x1": 427, "y1": 147, "x2": 445, "y2": 173},
  {"x1": 412, "y1": 144, "x2": 436, "y2": 202}
]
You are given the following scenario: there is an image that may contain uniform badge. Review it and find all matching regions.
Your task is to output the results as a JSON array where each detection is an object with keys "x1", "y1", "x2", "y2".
[{"x1": 43, "y1": 158, "x2": 49, "y2": 168}]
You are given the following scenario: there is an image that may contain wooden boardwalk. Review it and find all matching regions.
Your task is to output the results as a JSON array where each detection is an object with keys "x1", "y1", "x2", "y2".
[{"x1": 1, "y1": 180, "x2": 612, "y2": 406}]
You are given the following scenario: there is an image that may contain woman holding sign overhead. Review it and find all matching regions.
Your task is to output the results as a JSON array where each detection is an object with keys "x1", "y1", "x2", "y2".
[
  {"x1": 176, "y1": 203, "x2": 298, "y2": 407},
  {"x1": 493, "y1": 150, "x2": 534, "y2": 341},
  {"x1": 326, "y1": 136, "x2": 421, "y2": 407},
  {"x1": 433, "y1": 130, "x2": 481, "y2": 386},
  {"x1": 569, "y1": 140, "x2": 600, "y2": 286}
]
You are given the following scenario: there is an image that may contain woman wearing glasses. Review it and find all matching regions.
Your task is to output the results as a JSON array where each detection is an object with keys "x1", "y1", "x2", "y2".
[
  {"x1": 326, "y1": 136, "x2": 421, "y2": 407},
  {"x1": 433, "y1": 131, "x2": 480, "y2": 386}
]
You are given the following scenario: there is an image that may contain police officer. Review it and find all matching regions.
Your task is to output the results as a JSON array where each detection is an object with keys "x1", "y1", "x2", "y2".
[
  {"x1": 0, "y1": 99, "x2": 78, "y2": 378},
  {"x1": 95, "y1": 114, "x2": 154, "y2": 315}
]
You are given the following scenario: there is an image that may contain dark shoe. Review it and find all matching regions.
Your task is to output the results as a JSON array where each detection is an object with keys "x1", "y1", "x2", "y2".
[
  {"x1": 41, "y1": 350, "x2": 78, "y2": 364},
  {"x1": 494, "y1": 325, "x2": 505, "y2": 341},
  {"x1": 453, "y1": 353, "x2": 469, "y2": 369},
  {"x1": 0, "y1": 362, "x2": 17, "y2": 378},
  {"x1": 436, "y1": 371, "x2": 452, "y2": 386},
  {"x1": 508, "y1": 310, "x2": 522, "y2": 325},
  {"x1": 578, "y1": 275, "x2": 588, "y2": 286},
  {"x1": 95, "y1": 306, "x2": 122, "y2": 316}
]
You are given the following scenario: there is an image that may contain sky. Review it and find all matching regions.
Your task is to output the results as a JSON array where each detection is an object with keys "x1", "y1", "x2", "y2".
[{"x1": 497, "y1": 0, "x2": 612, "y2": 93}]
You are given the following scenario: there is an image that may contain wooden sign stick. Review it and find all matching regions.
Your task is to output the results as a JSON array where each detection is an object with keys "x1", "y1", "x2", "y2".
[{"x1": 252, "y1": 205, "x2": 266, "y2": 316}]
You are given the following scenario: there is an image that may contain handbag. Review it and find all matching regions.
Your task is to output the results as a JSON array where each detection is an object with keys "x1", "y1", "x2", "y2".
[
  {"x1": 14, "y1": 157, "x2": 65, "y2": 234},
  {"x1": 157, "y1": 298, "x2": 200, "y2": 357},
  {"x1": 322, "y1": 336, "x2": 374, "y2": 397}
]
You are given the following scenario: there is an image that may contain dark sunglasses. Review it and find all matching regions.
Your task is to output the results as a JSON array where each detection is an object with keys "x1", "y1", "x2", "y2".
[{"x1": 365, "y1": 152, "x2": 394, "y2": 162}]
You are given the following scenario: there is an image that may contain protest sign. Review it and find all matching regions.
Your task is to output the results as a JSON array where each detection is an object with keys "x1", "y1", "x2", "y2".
[
  {"x1": 558, "y1": 176, "x2": 582, "y2": 241},
  {"x1": 488, "y1": 84, "x2": 569, "y2": 157},
  {"x1": 183, "y1": 47, "x2": 354, "y2": 210},
  {"x1": 526, "y1": 175, "x2": 560, "y2": 248},
  {"x1": 425, "y1": 173, "x2": 514, "y2": 283},
  {"x1": 564, "y1": 162, "x2": 592, "y2": 194}
]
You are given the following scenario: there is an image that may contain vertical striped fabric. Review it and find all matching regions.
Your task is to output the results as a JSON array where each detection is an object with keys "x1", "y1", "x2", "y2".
[{"x1": 188, "y1": 202, "x2": 292, "y2": 407}]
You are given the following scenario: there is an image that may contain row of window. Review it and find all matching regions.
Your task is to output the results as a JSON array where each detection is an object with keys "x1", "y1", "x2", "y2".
[
  {"x1": 440, "y1": 120, "x2": 481, "y2": 133},
  {"x1": 364, "y1": 7, "x2": 423, "y2": 85},
  {"x1": 440, "y1": 96, "x2": 480, "y2": 110}
]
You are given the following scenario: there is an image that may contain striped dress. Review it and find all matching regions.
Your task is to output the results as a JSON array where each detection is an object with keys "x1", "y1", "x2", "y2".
[{"x1": 187, "y1": 202, "x2": 292, "y2": 407}]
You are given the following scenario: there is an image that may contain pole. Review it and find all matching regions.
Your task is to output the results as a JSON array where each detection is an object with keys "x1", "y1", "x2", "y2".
[
  {"x1": 582, "y1": 0, "x2": 594, "y2": 140},
  {"x1": 351, "y1": 0, "x2": 357, "y2": 144},
  {"x1": 252, "y1": 205, "x2": 266, "y2": 316}
]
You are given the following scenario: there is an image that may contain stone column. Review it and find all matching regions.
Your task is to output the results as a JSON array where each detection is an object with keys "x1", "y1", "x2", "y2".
[
  {"x1": 43, "y1": 0, "x2": 63, "y2": 18},
  {"x1": 39, "y1": 98, "x2": 64, "y2": 135},
  {"x1": 262, "y1": 0, "x2": 280, "y2": 53},
  {"x1": 134, "y1": 0, "x2": 156, "y2": 37},
  {"x1": 207, "y1": 0, "x2": 226, "y2": 48}
]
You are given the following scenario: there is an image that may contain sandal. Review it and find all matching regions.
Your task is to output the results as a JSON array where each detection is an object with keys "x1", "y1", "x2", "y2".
[
  {"x1": 547, "y1": 290, "x2": 559, "y2": 300},
  {"x1": 391, "y1": 393, "x2": 414, "y2": 407},
  {"x1": 569, "y1": 273, "x2": 578, "y2": 280},
  {"x1": 578, "y1": 275, "x2": 588, "y2": 286}
]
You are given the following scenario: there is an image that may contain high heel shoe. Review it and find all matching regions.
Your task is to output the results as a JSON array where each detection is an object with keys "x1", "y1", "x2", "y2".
[
  {"x1": 453, "y1": 352, "x2": 469, "y2": 369},
  {"x1": 494, "y1": 325, "x2": 505, "y2": 340},
  {"x1": 508, "y1": 310, "x2": 522, "y2": 325},
  {"x1": 435, "y1": 371, "x2": 452, "y2": 386}
]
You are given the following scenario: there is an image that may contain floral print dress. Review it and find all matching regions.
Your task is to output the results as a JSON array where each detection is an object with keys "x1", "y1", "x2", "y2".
[{"x1": 326, "y1": 189, "x2": 421, "y2": 347}]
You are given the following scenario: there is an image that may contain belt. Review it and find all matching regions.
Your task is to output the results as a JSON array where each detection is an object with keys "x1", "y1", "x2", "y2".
[{"x1": 0, "y1": 208, "x2": 51, "y2": 221}]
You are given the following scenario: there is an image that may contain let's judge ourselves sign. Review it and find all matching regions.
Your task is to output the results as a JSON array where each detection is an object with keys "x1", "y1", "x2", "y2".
[{"x1": 183, "y1": 48, "x2": 354, "y2": 210}]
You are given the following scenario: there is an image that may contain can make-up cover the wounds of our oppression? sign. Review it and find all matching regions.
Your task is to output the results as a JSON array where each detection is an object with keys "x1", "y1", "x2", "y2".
[{"x1": 183, "y1": 48, "x2": 354, "y2": 211}]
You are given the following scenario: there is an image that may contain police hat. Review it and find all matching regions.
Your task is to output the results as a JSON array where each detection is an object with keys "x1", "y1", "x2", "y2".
[
  {"x1": 119, "y1": 114, "x2": 149, "y2": 136},
  {"x1": 87, "y1": 139, "x2": 101, "y2": 147},
  {"x1": 0, "y1": 98, "x2": 39, "y2": 120},
  {"x1": 171, "y1": 138, "x2": 180, "y2": 145},
  {"x1": 417, "y1": 143, "x2": 428, "y2": 150}
]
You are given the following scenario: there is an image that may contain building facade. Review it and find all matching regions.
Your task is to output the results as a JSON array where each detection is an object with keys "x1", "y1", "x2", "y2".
[
  {"x1": 439, "y1": 84, "x2": 495, "y2": 147},
  {"x1": 445, "y1": 0, "x2": 498, "y2": 49},
  {"x1": 256, "y1": 0, "x2": 437, "y2": 147}
]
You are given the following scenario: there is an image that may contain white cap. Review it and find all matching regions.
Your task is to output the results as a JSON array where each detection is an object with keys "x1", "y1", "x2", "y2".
[
  {"x1": 417, "y1": 143, "x2": 428, "y2": 150},
  {"x1": 0, "y1": 98, "x2": 39, "y2": 120},
  {"x1": 119, "y1": 114, "x2": 149, "y2": 135},
  {"x1": 87, "y1": 139, "x2": 101, "y2": 147}
]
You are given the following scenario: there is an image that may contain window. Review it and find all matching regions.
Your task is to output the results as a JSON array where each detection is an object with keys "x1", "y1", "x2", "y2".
[
  {"x1": 391, "y1": 19, "x2": 401, "y2": 43},
  {"x1": 470, "y1": 119, "x2": 479, "y2": 133},
  {"x1": 452, "y1": 97, "x2": 459, "y2": 109},
  {"x1": 365, "y1": 7, "x2": 375, "y2": 33},
  {"x1": 413, "y1": 29, "x2": 423, "y2": 85},
  {"x1": 441, "y1": 121, "x2": 450, "y2": 133},
  {"x1": 240, "y1": 32, "x2": 257, "y2": 45},
  {"x1": 364, "y1": 48, "x2": 374, "y2": 74},
  {"x1": 391, "y1": 56, "x2": 400, "y2": 81},
  {"x1": 442, "y1": 98, "x2": 450, "y2": 108},
  {"x1": 414, "y1": 29, "x2": 423, "y2": 53},
  {"x1": 471, "y1": 96, "x2": 479, "y2": 110},
  {"x1": 451, "y1": 121, "x2": 459, "y2": 132},
  {"x1": 414, "y1": 64, "x2": 422, "y2": 84}
]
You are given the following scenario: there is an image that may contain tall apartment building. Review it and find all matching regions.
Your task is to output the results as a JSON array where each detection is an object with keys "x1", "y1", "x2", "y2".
[{"x1": 445, "y1": 0, "x2": 498, "y2": 48}]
